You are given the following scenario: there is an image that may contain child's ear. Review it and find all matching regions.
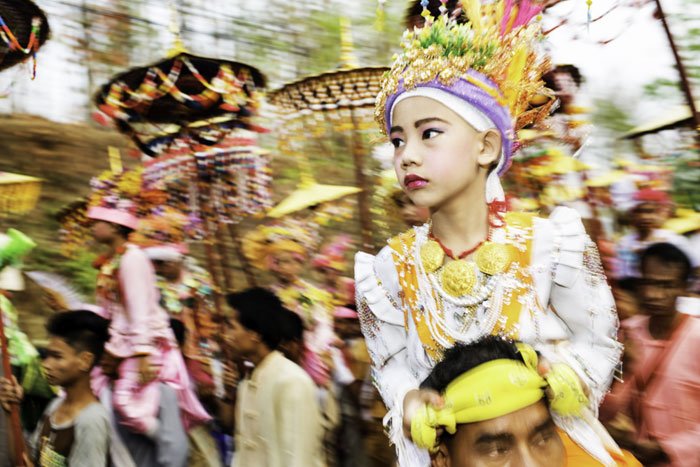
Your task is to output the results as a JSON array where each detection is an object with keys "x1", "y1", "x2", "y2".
[
  {"x1": 477, "y1": 128, "x2": 502, "y2": 168},
  {"x1": 77, "y1": 351, "x2": 95, "y2": 372},
  {"x1": 430, "y1": 443, "x2": 451, "y2": 467}
]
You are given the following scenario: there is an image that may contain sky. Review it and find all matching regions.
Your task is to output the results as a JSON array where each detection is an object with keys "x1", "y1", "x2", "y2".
[{"x1": 0, "y1": 0, "x2": 695, "y2": 127}]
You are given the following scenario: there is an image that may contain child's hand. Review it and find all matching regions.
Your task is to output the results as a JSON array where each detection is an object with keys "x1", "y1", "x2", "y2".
[
  {"x1": 402, "y1": 389, "x2": 444, "y2": 439},
  {"x1": 0, "y1": 376, "x2": 23, "y2": 412},
  {"x1": 137, "y1": 355, "x2": 156, "y2": 384}
]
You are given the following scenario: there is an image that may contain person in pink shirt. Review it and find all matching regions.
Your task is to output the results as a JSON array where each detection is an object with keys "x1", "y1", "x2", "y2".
[
  {"x1": 601, "y1": 242, "x2": 700, "y2": 466},
  {"x1": 86, "y1": 197, "x2": 211, "y2": 440}
]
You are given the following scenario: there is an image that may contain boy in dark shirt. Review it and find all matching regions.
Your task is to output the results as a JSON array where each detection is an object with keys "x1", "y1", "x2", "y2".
[{"x1": 1, "y1": 310, "x2": 111, "y2": 466}]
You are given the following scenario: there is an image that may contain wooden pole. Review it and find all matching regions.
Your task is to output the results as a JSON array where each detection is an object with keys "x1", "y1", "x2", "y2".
[
  {"x1": 654, "y1": 0, "x2": 700, "y2": 145},
  {"x1": 349, "y1": 108, "x2": 374, "y2": 251},
  {"x1": 0, "y1": 298, "x2": 26, "y2": 467},
  {"x1": 226, "y1": 222, "x2": 257, "y2": 287}
]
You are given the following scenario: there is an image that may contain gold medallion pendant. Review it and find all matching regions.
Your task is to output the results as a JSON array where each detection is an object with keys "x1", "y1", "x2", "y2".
[
  {"x1": 474, "y1": 242, "x2": 515, "y2": 276},
  {"x1": 420, "y1": 239, "x2": 445, "y2": 274},
  {"x1": 440, "y1": 260, "x2": 477, "y2": 297}
]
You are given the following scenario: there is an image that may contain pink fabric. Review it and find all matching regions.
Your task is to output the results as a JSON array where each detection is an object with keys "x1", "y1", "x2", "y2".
[
  {"x1": 94, "y1": 245, "x2": 211, "y2": 434},
  {"x1": 601, "y1": 315, "x2": 700, "y2": 466},
  {"x1": 333, "y1": 306, "x2": 358, "y2": 319},
  {"x1": 87, "y1": 206, "x2": 139, "y2": 230}
]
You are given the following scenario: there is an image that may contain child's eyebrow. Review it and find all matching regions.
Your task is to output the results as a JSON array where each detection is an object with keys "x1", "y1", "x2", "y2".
[
  {"x1": 414, "y1": 117, "x2": 450, "y2": 128},
  {"x1": 389, "y1": 125, "x2": 404, "y2": 133}
]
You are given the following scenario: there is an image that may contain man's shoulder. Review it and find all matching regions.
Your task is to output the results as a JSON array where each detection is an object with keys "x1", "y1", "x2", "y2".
[
  {"x1": 272, "y1": 356, "x2": 316, "y2": 390},
  {"x1": 75, "y1": 401, "x2": 110, "y2": 429}
]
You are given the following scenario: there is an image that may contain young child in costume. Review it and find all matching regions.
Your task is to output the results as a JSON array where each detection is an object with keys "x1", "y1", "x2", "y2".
[
  {"x1": 355, "y1": 3, "x2": 621, "y2": 466},
  {"x1": 86, "y1": 170, "x2": 211, "y2": 437}
]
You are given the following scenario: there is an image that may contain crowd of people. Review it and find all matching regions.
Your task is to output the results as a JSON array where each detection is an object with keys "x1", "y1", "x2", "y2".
[{"x1": 1, "y1": 0, "x2": 699, "y2": 466}]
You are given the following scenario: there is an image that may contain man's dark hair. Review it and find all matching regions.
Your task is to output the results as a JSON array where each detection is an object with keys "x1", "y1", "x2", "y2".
[
  {"x1": 280, "y1": 309, "x2": 304, "y2": 343},
  {"x1": 170, "y1": 318, "x2": 186, "y2": 348},
  {"x1": 46, "y1": 310, "x2": 110, "y2": 367},
  {"x1": 405, "y1": 0, "x2": 466, "y2": 27},
  {"x1": 641, "y1": 242, "x2": 692, "y2": 283},
  {"x1": 227, "y1": 287, "x2": 288, "y2": 350},
  {"x1": 420, "y1": 336, "x2": 524, "y2": 393},
  {"x1": 543, "y1": 64, "x2": 583, "y2": 90}
]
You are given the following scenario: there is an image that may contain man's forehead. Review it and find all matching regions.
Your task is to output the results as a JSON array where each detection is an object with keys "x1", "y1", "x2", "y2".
[{"x1": 461, "y1": 402, "x2": 552, "y2": 439}]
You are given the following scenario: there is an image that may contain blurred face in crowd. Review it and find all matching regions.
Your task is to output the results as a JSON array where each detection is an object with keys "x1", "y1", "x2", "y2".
[
  {"x1": 334, "y1": 317, "x2": 363, "y2": 340},
  {"x1": 42, "y1": 336, "x2": 94, "y2": 387},
  {"x1": 431, "y1": 402, "x2": 564, "y2": 467},
  {"x1": 224, "y1": 310, "x2": 259, "y2": 361},
  {"x1": 153, "y1": 259, "x2": 183, "y2": 281},
  {"x1": 633, "y1": 202, "x2": 665, "y2": 232},
  {"x1": 551, "y1": 71, "x2": 578, "y2": 109},
  {"x1": 271, "y1": 250, "x2": 305, "y2": 284},
  {"x1": 393, "y1": 191, "x2": 431, "y2": 227},
  {"x1": 640, "y1": 256, "x2": 687, "y2": 317},
  {"x1": 91, "y1": 220, "x2": 118, "y2": 244}
]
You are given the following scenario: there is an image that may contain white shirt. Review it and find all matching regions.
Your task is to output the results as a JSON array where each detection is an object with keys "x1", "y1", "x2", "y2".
[
  {"x1": 233, "y1": 351, "x2": 325, "y2": 467},
  {"x1": 355, "y1": 207, "x2": 621, "y2": 466}
]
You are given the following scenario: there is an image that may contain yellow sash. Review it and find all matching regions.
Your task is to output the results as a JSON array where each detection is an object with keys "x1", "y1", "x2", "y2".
[{"x1": 388, "y1": 212, "x2": 537, "y2": 361}]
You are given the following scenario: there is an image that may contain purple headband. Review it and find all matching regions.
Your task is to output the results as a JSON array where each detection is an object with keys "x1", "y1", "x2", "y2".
[{"x1": 385, "y1": 70, "x2": 515, "y2": 175}]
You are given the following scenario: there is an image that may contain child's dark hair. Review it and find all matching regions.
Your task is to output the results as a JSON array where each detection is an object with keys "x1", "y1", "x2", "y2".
[
  {"x1": 116, "y1": 224, "x2": 134, "y2": 239},
  {"x1": 226, "y1": 287, "x2": 288, "y2": 350},
  {"x1": 46, "y1": 310, "x2": 110, "y2": 367},
  {"x1": 641, "y1": 242, "x2": 692, "y2": 283},
  {"x1": 420, "y1": 336, "x2": 525, "y2": 393}
]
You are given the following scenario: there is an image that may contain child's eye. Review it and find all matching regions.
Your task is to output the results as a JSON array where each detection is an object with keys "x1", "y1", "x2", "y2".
[
  {"x1": 422, "y1": 129, "x2": 443, "y2": 140},
  {"x1": 391, "y1": 137, "x2": 405, "y2": 148}
]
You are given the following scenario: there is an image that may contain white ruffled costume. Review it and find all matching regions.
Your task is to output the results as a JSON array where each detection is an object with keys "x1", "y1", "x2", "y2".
[{"x1": 356, "y1": 207, "x2": 621, "y2": 466}]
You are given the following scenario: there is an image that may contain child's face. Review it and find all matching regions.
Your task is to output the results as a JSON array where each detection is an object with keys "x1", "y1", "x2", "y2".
[
  {"x1": 41, "y1": 336, "x2": 93, "y2": 387},
  {"x1": 91, "y1": 220, "x2": 117, "y2": 244},
  {"x1": 389, "y1": 96, "x2": 500, "y2": 210}
]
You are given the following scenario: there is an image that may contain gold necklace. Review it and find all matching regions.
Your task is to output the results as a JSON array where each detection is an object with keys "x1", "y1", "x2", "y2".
[{"x1": 420, "y1": 237, "x2": 516, "y2": 297}]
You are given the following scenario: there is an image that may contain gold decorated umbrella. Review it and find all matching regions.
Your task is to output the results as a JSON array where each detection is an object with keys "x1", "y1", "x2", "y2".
[
  {"x1": 267, "y1": 176, "x2": 361, "y2": 219},
  {"x1": 0, "y1": 172, "x2": 42, "y2": 216},
  {"x1": 267, "y1": 17, "x2": 388, "y2": 249},
  {"x1": 622, "y1": 101, "x2": 700, "y2": 139}
]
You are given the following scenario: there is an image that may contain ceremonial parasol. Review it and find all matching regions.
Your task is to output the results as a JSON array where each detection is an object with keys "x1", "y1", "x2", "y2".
[
  {"x1": 0, "y1": 0, "x2": 49, "y2": 74},
  {"x1": 267, "y1": 17, "x2": 388, "y2": 249},
  {"x1": 93, "y1": 13, "x2": 270, "y2": 297}
]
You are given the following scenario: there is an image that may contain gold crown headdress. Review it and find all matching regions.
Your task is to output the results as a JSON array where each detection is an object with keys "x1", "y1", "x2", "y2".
[{"x1": 377, "y1": 0, "x2": 556, "y2": 171}]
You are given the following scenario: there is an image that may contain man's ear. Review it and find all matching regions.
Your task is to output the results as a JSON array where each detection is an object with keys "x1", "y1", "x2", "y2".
[
  {"x1": 477, "y1": 128, "x2": 502, "y2": 168},
  {"x1": 77, "y1": 351, "x2": 95, "y2": 372},
  {"x1": 430, "y1": 442, "x2": 451, "y2": 467}
]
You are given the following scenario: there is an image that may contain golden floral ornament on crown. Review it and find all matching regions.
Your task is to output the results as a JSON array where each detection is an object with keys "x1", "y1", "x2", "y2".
[{"x1": 376, "y1": 0, "x2": 556, "y2": 176}]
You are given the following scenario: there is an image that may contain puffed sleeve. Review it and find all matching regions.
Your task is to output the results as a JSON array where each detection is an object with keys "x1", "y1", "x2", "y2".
[
  {"x1": 355, "y1": 247, "x2": 427, "y2": 466},
  {"x1": 545, "y1": 207, "x2": 622, "y2": 405}
]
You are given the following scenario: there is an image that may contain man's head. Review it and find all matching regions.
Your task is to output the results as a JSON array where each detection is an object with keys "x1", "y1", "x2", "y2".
[
  {"x1": 391, "y1": 190, "x2": 431, "y2": 227},
  {"x1": 630, "y1": 189, "x2": 672, "y2": 233},
  {"x1": 543, "y1": 64, "x2": 582, "y2": 111},
  {"x1": 42, "y1": 310, "x2": 110, "y2": 387},
  {"x1": 640, "y1": 242, "x2": 691, "y2": 317},
  {"x1": 91, "y1": 220, "x2": 133, "y2": 244},
  {"x1": 225, "y1": 287, "x2": 289, "y2": 360},
  {"x1": 278, "y1": 308, "x2": 304, "y2": 364},
  {"x1": 333, "y1": 306, "x2": 362, "y2": 340},
  {"x1": 420, "y1": 337, "x2": 565, "y2": 467}
]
